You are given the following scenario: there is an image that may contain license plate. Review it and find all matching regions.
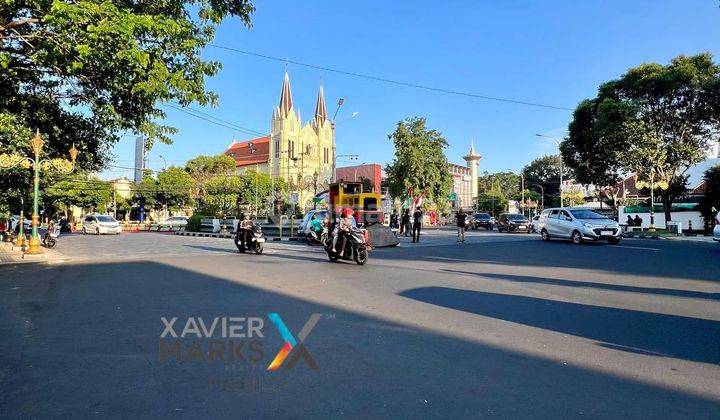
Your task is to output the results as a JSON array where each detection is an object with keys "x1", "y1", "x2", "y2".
[{"x1": 601, "y1": 230, "x2": 613, "y2": 235}]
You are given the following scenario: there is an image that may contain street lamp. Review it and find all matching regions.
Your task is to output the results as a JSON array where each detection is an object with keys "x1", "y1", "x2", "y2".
[
  {"x1": 158, "y1": 154, "x2": 167, "y2": 170},
  {"x1": 535, "y1": 134, "x2": 564, "y2": 207},
  {"x1": 531, "y1": 183, "x2": 545, "y2": 209},
  {"x1": 0, "y1": 130, "x2": 77, "y2": 253}
]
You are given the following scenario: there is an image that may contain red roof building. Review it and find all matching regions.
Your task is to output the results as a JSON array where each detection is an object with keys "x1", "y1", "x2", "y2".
[{"x1": 225, "y1": 136, "x2": 270, "y2": 168}]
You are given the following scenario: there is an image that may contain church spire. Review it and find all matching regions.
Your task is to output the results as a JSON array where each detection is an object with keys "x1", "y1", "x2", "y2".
[
  {"x1": 278, "y1": 71, "x2": 293, "y2": 117},
  {"x1": 314, "y1": 84, "x2": 327, "y2": 124}
]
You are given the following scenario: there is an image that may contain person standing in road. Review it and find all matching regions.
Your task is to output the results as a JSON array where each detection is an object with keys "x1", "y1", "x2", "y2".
[
  {"x1": 401, "y1": 209, "x2": 411, "y2": 237},
  {"x1": 456, "y1": 208, "x2": 467, "y2": 243},
  {"x1": 390, "y1": 210, "x2": 399, "y2": 230},
  {"x1": 412, "y1": 207, "x2": 423, "y2": 243}
]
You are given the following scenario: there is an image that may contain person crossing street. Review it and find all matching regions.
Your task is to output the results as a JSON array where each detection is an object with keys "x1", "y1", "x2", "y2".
[
  {"x1": 412, "y1": 207, "x2": 423, "y2": 243},
  {"x1": 456, "y1": 208, "x2": 467, "y2": 243}
]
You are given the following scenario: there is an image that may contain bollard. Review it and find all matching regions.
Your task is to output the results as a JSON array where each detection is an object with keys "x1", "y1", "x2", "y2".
[
  {"x1": 279, "y1": 215, "x2": 286, "y2": 241},
  {"x1": 290, "y1": 215, "x2": 296, "y2": 238}
]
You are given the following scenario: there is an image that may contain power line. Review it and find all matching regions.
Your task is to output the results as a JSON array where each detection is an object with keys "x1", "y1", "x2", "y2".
[
  {"x1": 208, "y1": 44, "x2": 573, "y2": 112},
  {"x1": 163, "y1": 103, "x2": 266, "y2": 137}
]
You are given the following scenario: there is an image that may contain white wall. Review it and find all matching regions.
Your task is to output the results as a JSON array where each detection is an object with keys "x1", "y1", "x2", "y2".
[{"x1": 618, "y1": 207, "x2": 704, "y2": 230}]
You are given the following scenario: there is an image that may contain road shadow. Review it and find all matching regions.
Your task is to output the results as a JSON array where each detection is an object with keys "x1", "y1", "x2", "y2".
[
  {"x1": 1, "y1": 262, "x2": 719, "y2": 418},
  {"x1": 442, "y1": 270, "x2": 720, "y2": 301},
  {"x1": 371, "y1": 236, "x2": 720, "y2": 283},
  {"x1": 398, "y1": 286, "x2": 720, "y2": 364},
  {"x1": 183, "y1": 244, "x2": 237, "y2": 254}
]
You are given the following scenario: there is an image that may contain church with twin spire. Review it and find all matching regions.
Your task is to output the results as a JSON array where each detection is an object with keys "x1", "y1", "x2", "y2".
[{"x1": 225, "y1": 71, "x2": 335, "y2": 188}]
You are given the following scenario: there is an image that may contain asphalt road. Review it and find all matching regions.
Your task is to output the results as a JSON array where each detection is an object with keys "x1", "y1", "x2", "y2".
[{"x1": 1, "y1": 230, "x2": 719, "y2": 418}]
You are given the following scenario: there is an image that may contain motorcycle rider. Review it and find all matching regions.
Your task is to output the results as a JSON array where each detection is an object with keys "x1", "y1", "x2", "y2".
[
  {"x1": 237, "y1": 213, "x2": 254, "y2": 251},
  {"x1": 309, "y1": 213, "x2": 325, "y2": 242},
  {"x1": 333, "y1": 208, "x2": 354, "y2": 256}
]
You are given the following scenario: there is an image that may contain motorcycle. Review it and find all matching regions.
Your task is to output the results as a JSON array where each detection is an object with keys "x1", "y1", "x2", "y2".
[
  {"x1": 234, "y1": 224, "x2": 265, "y2": 255},
  {"x1": 42, "y1": 223, "x2": 60, "y2": 249},
  {"x1": 324, "y1": 227, "x2": 369, "y2": 265},
  {"x1": 306, "y1": 226, "x2": 327, "y2": 246}
]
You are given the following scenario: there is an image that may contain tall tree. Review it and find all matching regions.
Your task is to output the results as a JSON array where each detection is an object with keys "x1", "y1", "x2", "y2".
[
  {"x1": 385, "y1": 117, "x2": 453, "y2": 208},
  {"x1": 185, "y1": 154, "x2": 236, "y2": 201},
  {"x1": 477, "y1": 171, "x2": 520, "y2": 199},
  {"x1": 44, "y1": 177, "x2": 113, "y2": 214},
  {"x1": 699, "y1": 165, "x2": 720, "y2": 229},
  {"x1": 1, "y1": 0, "x2": 254, "y2": 204},
  {"x1": 155, "y1": 166, "x2": 196, "y2": 211},
  {"x1": 522, "y1": 155, "x2": 571, "y2": 206},
  {"x1": 562, "y1": 53, "x2": 720, "y2": 221}
]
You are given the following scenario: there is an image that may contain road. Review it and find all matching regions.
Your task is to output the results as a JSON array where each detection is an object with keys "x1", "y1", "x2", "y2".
[{"x1": 1, "y1": 229, "x2": 719, "y2": 418}]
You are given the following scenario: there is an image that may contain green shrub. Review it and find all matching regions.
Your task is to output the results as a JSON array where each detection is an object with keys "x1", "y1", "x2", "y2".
[{"x1": 187, "y1": 214, "x2": 205, "y2": 232}]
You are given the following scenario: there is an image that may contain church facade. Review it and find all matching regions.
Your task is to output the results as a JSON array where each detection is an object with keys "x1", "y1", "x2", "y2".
[{"x1": 225, "y1": 72, "x2": 335, "y2": 190}]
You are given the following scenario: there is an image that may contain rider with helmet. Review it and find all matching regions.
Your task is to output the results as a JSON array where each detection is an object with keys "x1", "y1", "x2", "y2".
[
  {"x1": 238, "y1": 213, "x2": 254, "y2": 251},
  {"x1": 333, "y1": 207, "x2": 355, "y2": 256}
]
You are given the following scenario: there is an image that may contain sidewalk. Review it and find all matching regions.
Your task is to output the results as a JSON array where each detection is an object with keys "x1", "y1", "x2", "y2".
[{"x1": 0, "y1": 241, "x2": 64, "y2": 264}]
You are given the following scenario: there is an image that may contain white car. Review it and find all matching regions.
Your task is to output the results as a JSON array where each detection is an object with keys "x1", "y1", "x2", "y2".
[
  {"x1": 161, "y1": 216, "x2": 188, "y2": 229},
  {"x1": 82, "y1": 214, "x2": 122, "y2": 235},
  {"x1": 714, "y1": 211, "x2": 720, "y2": 243},
  {"x1": 10, "y1": 215, "x2": 31, "y2": 232},
  {"x1": 299, "y1": 209, "x2": 329, "y2": 235}
]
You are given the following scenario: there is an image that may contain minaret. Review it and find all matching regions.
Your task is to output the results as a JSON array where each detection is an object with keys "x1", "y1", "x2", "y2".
[{"x1": 463, "y1": 140, "x2": 482, "y2": 200}]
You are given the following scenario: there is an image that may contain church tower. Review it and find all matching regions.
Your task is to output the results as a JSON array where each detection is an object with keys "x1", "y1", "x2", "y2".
[
  {"x1": 311, "y1": 84, "x2": 335, "y2": 182},
  {"x1": 269, "y1": 71, "x2": 300, "y2": 181},
  {"x1": 463, "y1": 140, "x2": 482, "y2": 201}
]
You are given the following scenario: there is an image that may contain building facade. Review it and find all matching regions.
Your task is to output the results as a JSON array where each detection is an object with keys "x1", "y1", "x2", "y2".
[{"x1": 225, "y1": 71, "x2": 335, "y2": 188}]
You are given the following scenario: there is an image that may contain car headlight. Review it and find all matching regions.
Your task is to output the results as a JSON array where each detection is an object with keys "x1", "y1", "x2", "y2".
[{"x1": 582, "y1": 222, "x2": 595, "y2": 228}]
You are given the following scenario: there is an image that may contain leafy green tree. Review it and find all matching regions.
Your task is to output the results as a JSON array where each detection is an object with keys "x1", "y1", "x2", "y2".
[
  {"x1": 185, "y1": 154, "x2": 237, "y2": 199},
  {"x1": 522, "y1": 155, "x2": 570, "y2": 203},
  {"x1": 477, "y1": 171, "x2": 520, "y2": 199},
  {"x1": 385, "y1": 117, "x2": 453, "y2": 208},
  {"x1": 44, "y1": 177, "x2": 113, "y2": 214},
  {"x1": 204, "y1": 176, "x2": 243, "y2": 217},
  {"x1": 562, "y1": 53, "x2": 720, "y2": 221},
  {"x1": 155, "y1": 166, "x2": 196, "y2": 211},
  {"x1": 1, "y1": 0, "x2": 255, "y2": 203},
  {"x1": 699, "y1": 165, "x2": 720, "y2": 229}
]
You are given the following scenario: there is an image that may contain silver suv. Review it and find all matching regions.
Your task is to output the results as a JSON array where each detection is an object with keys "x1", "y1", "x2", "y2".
[{"x1": 537, "y1": 207, "x2": 621, "y2": 245}]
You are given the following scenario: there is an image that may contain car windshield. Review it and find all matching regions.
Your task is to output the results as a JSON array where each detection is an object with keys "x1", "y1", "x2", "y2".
[
  {"x1": 96, "y1": 216, "x2": 116, "y2": 222},
  {"x1": 569, "y1": 210, "x2": 606, "y2": 220},
  {"x1": 507, "y1": 214, "x2": 527, "y2": 221},
  {"x1": 475, "y1": 214, "x2": 490, "y2": 220}
]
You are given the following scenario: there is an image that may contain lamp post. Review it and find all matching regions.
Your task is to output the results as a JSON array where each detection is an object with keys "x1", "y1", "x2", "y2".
[
  {"x1": 535, "y1": 134, "x2": 564, "y2": 207},
  {"x1": 0, "y1": 130, "x2": 77, "y2": 253}
]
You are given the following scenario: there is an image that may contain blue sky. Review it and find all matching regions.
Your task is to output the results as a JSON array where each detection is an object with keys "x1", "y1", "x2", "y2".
[{"x1": 102, "y1": 0, "x2": 720, "y2": 180}]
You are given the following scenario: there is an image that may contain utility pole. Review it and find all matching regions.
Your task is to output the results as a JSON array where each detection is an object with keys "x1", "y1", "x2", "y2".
[{"x1": 113, "y1": 184, "x2": 117, "y2": 220}]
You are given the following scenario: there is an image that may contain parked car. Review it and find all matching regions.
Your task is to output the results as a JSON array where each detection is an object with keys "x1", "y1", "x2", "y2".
[
  {"x1": 160, "y1": 216, "x2": 188, "y2": 229},
  {"x1": 472, "y1": 213, "x2": 494, "y2": 230},
  {"x1": 10, "y1": 215, "x2": 31, "y2": 232},
  {"x1": 537, "y1": 207, "x2": 621, "y2": 245},
  {"x1": 82, "y1": 214, "x2": 122, "y2": 235},
  {"x1": 714, "y1": 210, "x2": 720, "y2": 243},
  {"x1": 496, "y1": 213, "x2": 531, "y2": 233},
  {"x1": 529, "y1": 215, "x2": 541, "y2": 233},
  {"x1": 299, "y1": 209, "x2": 329, "y2": 236}
]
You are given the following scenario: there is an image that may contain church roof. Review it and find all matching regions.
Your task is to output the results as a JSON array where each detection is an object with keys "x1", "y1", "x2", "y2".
[
  {"x1": 278, "y1": 71, "x2": 293, "y2": 117},
  {"x1": 225, "y1": 136, "x2": 270, "y2": 167}
]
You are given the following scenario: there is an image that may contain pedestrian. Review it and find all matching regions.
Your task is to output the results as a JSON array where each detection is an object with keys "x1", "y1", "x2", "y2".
[
  {"x1": 412, "y1": 207, "x2": 423, "y2": 243},
  {"x1": 456, "y1": 208, "x2": 467, "y2": 242},
  {"x1": 401, "y1": 209, "x2": 411, "y2": 237},
  {"x1": 626, "y1": 215, "x2": 634, "y2": 227},
  {"x1": 633, "y1": 215, "x2": 642, "y2": 228},
  {"x1": 390, "y1": 210, "x2": 399, "y2": 230}
]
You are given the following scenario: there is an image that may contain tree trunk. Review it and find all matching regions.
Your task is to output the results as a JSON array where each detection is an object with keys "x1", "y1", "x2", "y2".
[{"x1": 661, "y1": 194, "x2": 672, "y2": 222}]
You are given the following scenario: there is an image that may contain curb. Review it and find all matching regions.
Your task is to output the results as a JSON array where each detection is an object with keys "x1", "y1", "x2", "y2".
[{"x1": 174, "y1": 231, "x2": 303, "y2": 242}]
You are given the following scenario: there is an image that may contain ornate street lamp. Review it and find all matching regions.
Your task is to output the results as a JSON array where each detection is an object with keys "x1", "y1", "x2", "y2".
[{"x1": 0, "y1": 130, "x2": 77, "y2": 253}]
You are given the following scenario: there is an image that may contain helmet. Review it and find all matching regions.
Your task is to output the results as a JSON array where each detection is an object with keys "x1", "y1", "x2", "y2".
[{"x1": 342, "y1": 208, "x2": 354, "y2": 218}]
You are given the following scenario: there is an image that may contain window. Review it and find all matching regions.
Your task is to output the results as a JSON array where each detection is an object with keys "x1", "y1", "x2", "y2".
[
  {"x1": 559, "y1": 210, "x2": 571, "y2": 220},
  {"x1": 274, "y1": 139, "x2": 280, "y2": 158},
  {"x1": 549, "y1": 210, "x2": 560, "y2": 219}
]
